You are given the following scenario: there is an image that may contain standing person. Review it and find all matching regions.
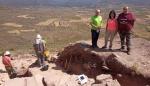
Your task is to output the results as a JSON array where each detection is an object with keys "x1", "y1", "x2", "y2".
[
  {"x1": 117, "y1": 6, "x2": 135, "y2": 55},
  {"x1": 102, "y1": 10, "x2": 118, "y2": 50},
  {"x1": 90, "y1": 9, "x2": 103, "y2": 48},
  {"x1": 2, "y1": 51, "x2": 16, "y2": 78},
  {"x1": 34, "y1": 34, "x2": 46, "y2": 67}
]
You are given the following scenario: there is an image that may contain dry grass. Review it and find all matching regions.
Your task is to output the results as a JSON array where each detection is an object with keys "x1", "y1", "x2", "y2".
[
  {"x1": 2, "y1": 22, "x2": 23, "y2": 28},
  {"x1": 17, "y1": 15, "x2": 35, "y2": 19},
  {"x1": 0, "y1": 7, "x2": 149, "y2": 53},
  {"x1": 7, "y1": 30, "x2": 20, "y2": 34},
  {"x1": 36, "y1": 18, "x2": 57, "y2": 26},
  {"x1": 0, "y1": 7, "x2": 91, "y2": 52},
  {"x1": 146, "y1": 15, "x2": 150, "y2": 18},
  {"x1": 20, "y1": 29, "x2": 35, "y2": 32}
]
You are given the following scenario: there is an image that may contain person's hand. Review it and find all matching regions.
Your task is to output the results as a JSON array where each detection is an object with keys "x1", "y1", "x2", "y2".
[
  {"x1": 11, "y1": 57, "x2": 14, "y2": 60},
  {"x1": 130, "y1": 29, "x2": 134, "y2": 35},
  {"x1": 96, "y1": 29, "x2": 100, "y2": 33}
]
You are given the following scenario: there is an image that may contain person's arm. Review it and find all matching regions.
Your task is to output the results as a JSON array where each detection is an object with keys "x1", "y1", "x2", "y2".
[
  {"x1": 43, "y1": 40, "x2": 46, "y2": 51},
  {"x1": 115, "y1": 19, "x2": 118, "y2": 30},
  {"x1": 115, "y1": 19, "x2": 118, "y2": 34},
  {"x1": 130, "y1": 13, "x2": 136, "y2": 34},
  {"x1": 117, "y1": 15, "x2": 119, "y2": 23},
  {"x1": 100, "y1": 19, "x2": 103, "y2": 29},
  {"x1": 131, "y1": 13, "x2": 136, "y2": 27},
  {"x1": 90, "y1": 21, "x2": 97, "y2": 28},
  {"x1": 7, "y1": 57, "x2": 13, "y2": 67},
  {"x1": 97, "y1": 16, "x2": 103, "y2": 30},
  {"x1": 116, "y1": 14, "x2": 120, "y2": 32},
  {"x1": 10, "y1": 56, "x2": 14, "y2": 60},
  {"x1": 9, "y1": 59, "x2": 13, "y2": 67},
  {"x1": 106, "y1": 19, "x2": 109, "y2": 31}
]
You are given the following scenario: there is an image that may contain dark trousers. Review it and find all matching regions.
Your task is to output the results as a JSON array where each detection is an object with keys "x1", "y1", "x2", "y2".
[
  {"x1": 119, "y1": 30, "x2": 131, "y2": 50},
  {"x1": 91, "y1": 29, "x2": 100, "y2": 47},
  {"x1": 5, "y1": 66, "x2": 16, "y2": 78},
  {"x1": 37, "y1": 53, "x2": 45, "y2": 67}
]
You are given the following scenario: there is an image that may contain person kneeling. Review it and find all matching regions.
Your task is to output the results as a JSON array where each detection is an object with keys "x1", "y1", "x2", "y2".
[{"x1": 2, "y1": 51, "x2": 16, "y2": 79}]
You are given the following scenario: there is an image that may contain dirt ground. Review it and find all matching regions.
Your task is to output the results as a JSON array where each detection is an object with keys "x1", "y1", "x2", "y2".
[{"x1": 0, "y1": 37, "x2": 150, "y2": 86}]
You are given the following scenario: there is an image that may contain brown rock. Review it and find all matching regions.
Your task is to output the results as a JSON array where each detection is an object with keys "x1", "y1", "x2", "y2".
[{"x1": 96, "y1": 74, "x2": 112, "y2": 82}]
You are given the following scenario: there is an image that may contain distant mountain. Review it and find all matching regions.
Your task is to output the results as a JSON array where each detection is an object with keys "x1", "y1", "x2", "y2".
[{"x1": 0, "y1": 0, "x2": 149, "y2": 7}]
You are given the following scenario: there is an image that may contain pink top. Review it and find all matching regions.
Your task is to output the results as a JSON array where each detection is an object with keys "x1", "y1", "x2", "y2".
[
  {"x1": 2, "y1": 56, "x2": 12, "y2": 67},
  {"x1": 107, "y1": 19, "x2": 117, "y2": 31}
]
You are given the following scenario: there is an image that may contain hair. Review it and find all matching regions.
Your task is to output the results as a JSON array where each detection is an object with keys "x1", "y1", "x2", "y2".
[
  {"x1": 108, "y1": 10, "x2": 116, "y2": 19},
  {"x1": 123, "y1": 6, "x2": 129, "y2": 10},
  {"x1": 95, "y1": 9, "x2": 100, "y2": 13}
]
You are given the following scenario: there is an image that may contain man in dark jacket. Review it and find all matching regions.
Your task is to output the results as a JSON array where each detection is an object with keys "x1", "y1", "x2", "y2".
[
  {"x1": 34, "y1": 34, "x2": 46, "y2": 67},
  {"x1": 117, "y1": 6, "x2": 135, "y2": 55}
]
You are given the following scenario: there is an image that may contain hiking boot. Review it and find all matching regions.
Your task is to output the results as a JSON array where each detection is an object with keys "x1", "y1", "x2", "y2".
[
  {"x1": 91, "y1": 45, "x2": 96, "y2": 48},
  {"x1": 96, "y1": 46, "x2": 100, "y2": 48},
  {"x1": 127, "y1": 51, "x2": 131, "y2": 55},
  {"x1": 120, "y1": 46, "x2": 125, "y2": 51},
  {"x1": 109, "y1": 46, "x2": 112, "y2": 51},
  {"x1": 127, "y1": 48, "x2": 131, "y2": 55},
  {"x1": 109, "y1": 48, "x2": 112, "y2": 51},
  {"x1": 102, "y1": 46, "x2": 107, "y2": 49},
  {"x1": 40, "y1": 65, "x2": 49, "y2": 71}
]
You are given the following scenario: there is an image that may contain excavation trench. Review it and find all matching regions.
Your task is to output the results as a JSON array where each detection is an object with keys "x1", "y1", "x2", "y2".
[
  {"x1": 56, "y1": 43, "x2": 150, "y2": 86},
  {"x1": 9, "y1": 67, "x2": 33, "y2": 79},
  {"x1": 16, "y1": 69, "x2": 33, "y2": 78},
  {"x1": 10, "y1": 56, "x2": 34, "y2": 79}
]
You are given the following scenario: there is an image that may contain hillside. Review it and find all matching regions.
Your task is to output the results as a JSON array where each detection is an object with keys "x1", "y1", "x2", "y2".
[
  {"x1": 0, "y1": 6, "x2": 150, "y2": 52},
  {"x1": 0, "y1": 1, "x2": 150, "y2": 85},
  {"x1": 0, "y1": 0, "x2": 150, "y2": 7}
]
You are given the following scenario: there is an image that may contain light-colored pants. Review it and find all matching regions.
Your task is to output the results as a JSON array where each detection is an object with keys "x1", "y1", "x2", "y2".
[{"x1": 104, "y1": 30, "x2": 117, "y2": 48}]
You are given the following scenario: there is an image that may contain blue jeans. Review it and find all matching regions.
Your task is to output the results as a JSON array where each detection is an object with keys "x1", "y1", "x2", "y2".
[
  {"x1": 91, "y1": 29, "x2": 100, "y2": 47},
  {"x1": 37, "y1": 53, "x2": 45, "y2": 67}
]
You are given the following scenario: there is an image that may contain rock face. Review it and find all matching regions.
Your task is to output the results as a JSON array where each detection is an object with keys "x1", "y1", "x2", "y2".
[
  {"x1": 96, "y1": 74, "x2": 112, "y2": 81},
  {"x1": 56, "y1": 43, "x2": 134, "y2": 76},
  {"x1": 43, "y1": 74, "x2": 95, "y2": 86},
  {"x1": 3, "y1": 75, "x2": 43, "y2": 86},
  {"x1": 56, "y1": 43, "x2": 104, "y2": 76},
  {"x1": 56, "y1": 42, "x2": 150, "y2": 85},
  {"x1": 95, "y1": 74, "x2": 120, "y2": 86}
]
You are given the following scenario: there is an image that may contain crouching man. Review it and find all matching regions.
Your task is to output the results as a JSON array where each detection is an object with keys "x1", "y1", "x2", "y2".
[{"x1": 2, "y1": 51, "x2": 16, "y2": 78}]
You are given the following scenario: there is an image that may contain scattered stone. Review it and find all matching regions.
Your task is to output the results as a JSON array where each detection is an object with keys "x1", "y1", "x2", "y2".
[
  {"x1": 33, "y1": 74, "x2": 44, "y2": 86},
  {"x1": 117, "y1": 74, "x2": 122, "y2": 77},
  {"x1": 4, "y1": 77, "x2": 43, "y2": 86},
  {"x1": 96, "y1": 74, "x2": 112, "y2": 82},
  {"x1": 106, "y1": 79, "x2": 121, "y2": 86}
]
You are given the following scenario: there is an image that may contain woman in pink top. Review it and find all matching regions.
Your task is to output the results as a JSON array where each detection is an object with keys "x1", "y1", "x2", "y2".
[{"x1": 102, "y1": 10, "x2": 118, "y2": 50}]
